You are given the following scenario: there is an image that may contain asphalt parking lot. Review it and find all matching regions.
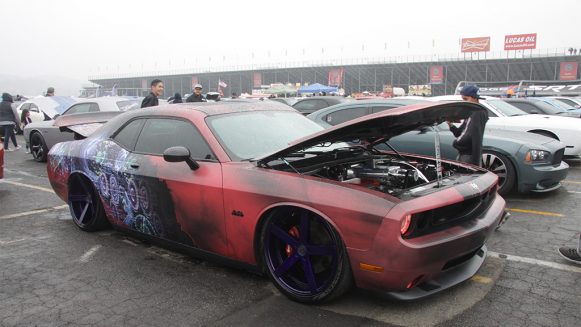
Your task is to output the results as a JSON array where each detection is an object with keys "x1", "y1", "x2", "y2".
[{"x1": 1, "y1": 135, "x2": 580, "y2": 327}]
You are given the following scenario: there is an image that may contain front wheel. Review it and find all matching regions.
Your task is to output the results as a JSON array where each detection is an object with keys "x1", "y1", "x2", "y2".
[
  {"x1": 260, "y1": 208, "x2": 352, "y2": 304},
  {"x1": 30, "y1": 132, "x2": 48, "y2": 162},
  {"x1": 482, "y1": 151, "x2": 516, "y2": 195}
]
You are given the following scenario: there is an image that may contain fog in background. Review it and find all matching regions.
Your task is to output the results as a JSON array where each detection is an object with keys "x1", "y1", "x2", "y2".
[{"x1": 1, "y1": 0, "x2": 579, "y2": 96}]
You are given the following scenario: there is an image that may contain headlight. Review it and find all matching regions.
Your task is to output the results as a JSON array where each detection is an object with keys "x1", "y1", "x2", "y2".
[{"x1": 524, "y1": 150, "x2": 550, "y2": 163}]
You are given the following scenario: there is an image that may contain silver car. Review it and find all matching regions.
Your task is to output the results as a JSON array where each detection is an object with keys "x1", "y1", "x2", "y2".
[{"x1": 24, "y1": 97, "x2": 140, "y2": 162}]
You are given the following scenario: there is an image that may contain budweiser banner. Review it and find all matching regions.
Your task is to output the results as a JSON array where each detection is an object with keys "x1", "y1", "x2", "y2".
[
  {"x1": 328, "y1": 68, "x2": 344, "y2": 87},
  {"x1": 504, "y1": 33, "x2": 537, "y2": 50},
  {"x1": 430, "y1": 66, "x2": 444, "y2": 84},
  {"x1": 461, "y1": 37, "x2": 490, "y2": 53},
  {"x1": 191, "y1": 76, "x2": 198, "y2": 88},
  {"x1": 559, "y1": 62, "x2": 578, "y2": 81},
  {"x1": 253, "y1": 72, "x2": 262, "y2": 87}
]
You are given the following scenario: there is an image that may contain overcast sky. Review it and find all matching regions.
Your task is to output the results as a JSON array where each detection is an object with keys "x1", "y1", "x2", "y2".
[{"x1": 1, "y1": 0, "x2": 580, "y2": 84}]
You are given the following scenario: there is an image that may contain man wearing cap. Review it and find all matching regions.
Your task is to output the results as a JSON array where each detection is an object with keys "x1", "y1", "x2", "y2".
[
  {"x1": 446, "y1": 85, "x2": 488, "y2": 166},
  {"x1": 46, "y1": 87, "x2": 55, "y2": 96},
  {"x1": 186, "y1": 84, "x2": 207, "y2": 103}
]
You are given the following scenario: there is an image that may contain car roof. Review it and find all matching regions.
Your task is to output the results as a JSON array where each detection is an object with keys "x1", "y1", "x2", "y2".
[
  {"x1": 75, "y1": 96, "x2": 138, "y2": 104},
  {"x1": 153, "y1": 99, "x2": 297, "y2": 117}
]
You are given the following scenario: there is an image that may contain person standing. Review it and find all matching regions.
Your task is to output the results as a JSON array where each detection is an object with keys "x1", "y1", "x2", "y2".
[
  {"x1": 186, "y1": 84, "x2": 206, "y2": 102},
  {"x1": 446, "y1": 85, "x2": 488, "y2": 166},
  {"x1": 46, "y1": 87, "x2": 55, "y2": 96},
  {"x1": 172, "y1": 93, "x2": 183, "y2": 103},
  {"x1": 0, "y1": 93, "x2": 21, "y2": 151},
  {"x1": 141, "y1": 79, "x2": 164, "y2": 108},
  {"x1": 21, "y1": 109, "x2": 32, "y2": 153}
]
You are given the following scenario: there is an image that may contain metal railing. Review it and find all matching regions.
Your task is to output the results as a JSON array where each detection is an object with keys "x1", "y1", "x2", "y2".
[{"x1": 88, "y1": 48, "x2": 579, "y2": 81}]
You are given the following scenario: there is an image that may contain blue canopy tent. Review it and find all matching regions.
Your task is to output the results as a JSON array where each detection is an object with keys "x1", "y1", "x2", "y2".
[{"x1": 297, "y1": 83, "x2": 338, "y2": 94}]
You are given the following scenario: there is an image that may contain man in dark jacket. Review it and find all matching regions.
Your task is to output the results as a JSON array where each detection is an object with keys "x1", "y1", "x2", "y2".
[
  {"x1": 0, "y1": 93, "x2": 21, "y2": 151},
  {"x1": 186, "y1": 84, "x2": 206, "y2": 103},
  {"x1": 141, "y1": 79, "x2": 164, "y2": 108},
  {"x1": 447, "y1": 85, "x2": 488, "y2": 166}
]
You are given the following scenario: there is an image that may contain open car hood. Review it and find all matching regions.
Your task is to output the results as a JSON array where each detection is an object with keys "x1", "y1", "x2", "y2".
[
  {"x1": 258, "y1": 101, "x2": 485, "y2": 163},
  {"x1": 55, "y1": 111, "x2": 122, "y2": 137}
]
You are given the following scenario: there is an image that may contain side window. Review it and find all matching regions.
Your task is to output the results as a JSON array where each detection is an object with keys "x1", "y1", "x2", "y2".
[
  {"x1": 20, "y1": 103, "x2": 31, "y2": 111},
  {"x1": 64, "y1": 103, "x2": 92, "y2": 115},
  {"x1": 89, "y1": 103, "x2": 100, "y2": 112},
  {"x1": 134, "y1": 118, "x2": 215, "y2": 160},
  {"x1": 510, "y1": 102, "x2": 537, "y2": 114},
  {"x1": 325, "y1": 107, "x2": 368, "y2": 126},
  {"x1": 371, "y1": 106, "x2": 395, "y2": 113},
  {"x1": 112, "y1": 119, "x2": 146, "y2": 150},
  {"x1": 29, "y1": 104, "x2": 39, "y2": 112}
]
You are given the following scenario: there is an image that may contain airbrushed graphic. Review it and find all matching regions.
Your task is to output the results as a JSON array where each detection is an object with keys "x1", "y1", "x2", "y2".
[{"x1": 47, "y1": 101, "x2": 506, "y2": 304}]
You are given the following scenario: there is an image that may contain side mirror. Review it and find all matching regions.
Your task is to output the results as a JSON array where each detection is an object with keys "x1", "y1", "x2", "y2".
[{"x1": 163, "y1": 146, "x2": 199, "y2": 170}]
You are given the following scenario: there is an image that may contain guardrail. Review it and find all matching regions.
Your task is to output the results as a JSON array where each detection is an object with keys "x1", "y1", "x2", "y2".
[{"x1": 88, "y1": 48, "x2": 580, "y2": 81}]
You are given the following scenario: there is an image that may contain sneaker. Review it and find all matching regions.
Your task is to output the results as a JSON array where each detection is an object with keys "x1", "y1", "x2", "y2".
[
  {"x1": 25, "y1": 149, "x2": 30, "y2": 154},
  {"x1": 15, "y1": 145, "x2": 21, "y2": 150},
  {"x1": 5, "y1": 148, "x2": 14, "y2": 152},
  {"x1": 558, "y1": 247, "x2": 581, "y2": 265}
]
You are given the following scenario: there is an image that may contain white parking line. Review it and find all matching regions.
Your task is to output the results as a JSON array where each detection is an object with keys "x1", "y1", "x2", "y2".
[
  {"x1": 568, "y1": 191, "x2": 581, "y2": 194},
  {"x1": 0, "y1": 179, "x2": 55, "y2": 193},
  {"x1": 80, "y1": 245, "x2": 102, "y2": 263},
  {"x1": 488, "y1": 251, "x2": 581, "y2": 274},
  {"x1": 0, "y1": 205, "x2": 69, "y2": 220}
]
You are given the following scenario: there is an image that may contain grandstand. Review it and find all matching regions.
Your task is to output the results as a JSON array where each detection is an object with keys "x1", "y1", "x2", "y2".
[{"x1": 89, "y1": 51, "x2": 581, "y2": 98}]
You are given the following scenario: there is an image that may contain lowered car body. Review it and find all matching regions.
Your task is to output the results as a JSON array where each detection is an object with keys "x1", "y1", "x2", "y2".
[{"x1": 47, "y1": 101, "x2": 505, "y2": 303}]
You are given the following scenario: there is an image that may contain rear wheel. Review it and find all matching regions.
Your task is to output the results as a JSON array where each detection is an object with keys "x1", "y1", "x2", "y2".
[
  {"x1": 482, "y1": 151, "x2": 515, "y2": 195},
  {"x1": 68, "y1": 174, "x2": 109, "y2": 232},
  {"x1": 30, "y1": 132, "x2": 48, "y2": 162},
  {"x1": 261, "y1": 208, "x2": 352, "y2": 304}
]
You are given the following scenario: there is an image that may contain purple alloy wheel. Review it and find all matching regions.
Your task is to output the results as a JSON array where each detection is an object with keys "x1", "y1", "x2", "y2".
[{"x1": 264, "y1": 210, "x2": 339, "y2": 298}]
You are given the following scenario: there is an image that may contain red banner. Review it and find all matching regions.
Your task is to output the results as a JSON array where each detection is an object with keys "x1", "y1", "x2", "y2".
[
  {"x1": 328, "y1": 68, "x2": 344, "y2": 87},
  {"x1": 504, "y1": 33, "x2": 537, "y2": 50},
  {"x1": 191, "y1": 76, "x2": 198, "y2": 88},
  {"x1": 253, "y1": 73, "x2": 262, "y2": 87},
  {"x1": 430, "y1": 66, "x2": 444, "y2": 84},
  {"x1": 559, "y1": 62, "x2": 578, "y2": 81},
  {"x1": 461, "y1": 37, "x2": 490, "y2": 53}
]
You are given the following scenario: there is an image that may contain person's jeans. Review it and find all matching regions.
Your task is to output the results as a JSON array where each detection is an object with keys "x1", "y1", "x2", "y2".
[{"x1": 2, "y1": 124, "x2": 17, "y2": 149}]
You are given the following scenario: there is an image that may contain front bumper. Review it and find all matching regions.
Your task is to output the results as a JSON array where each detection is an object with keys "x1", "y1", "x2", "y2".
[
  {"x1": 347, "y1": 194, "x2": 505, "y2": 299},
  {"x1": 518, "y1": 161, "x2": 569, "y2": 193}
]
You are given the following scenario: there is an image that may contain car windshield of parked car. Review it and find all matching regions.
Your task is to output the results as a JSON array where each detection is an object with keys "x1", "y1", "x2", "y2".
[
  {"x1": 540, "y1": 98, "x2": 573, "y2": 112},
  {"x1": 116, "y1": 100, "x2": 141, "y2": 111},
  {"x1": 485, "y1": 99, "x2": 528, "y2": 116},
  {"x1": 207, "y1": 111, "x2": 325, "y2": 160}
]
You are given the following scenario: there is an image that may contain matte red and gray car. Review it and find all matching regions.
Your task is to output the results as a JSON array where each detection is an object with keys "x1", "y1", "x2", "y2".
[{"x1": 46, "y1": 100, "x2": 506, "y2": 303}]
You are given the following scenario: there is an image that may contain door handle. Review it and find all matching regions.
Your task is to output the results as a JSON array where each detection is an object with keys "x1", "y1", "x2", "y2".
[{"x1": 129, "y1": 163, "x2": 140, "y2": 169}]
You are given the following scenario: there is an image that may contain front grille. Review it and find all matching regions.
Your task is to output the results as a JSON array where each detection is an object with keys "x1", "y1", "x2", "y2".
[
  {"x1": 552, "y1": 148, "x2": 565, "y2": 165},
  {"x1": 403, "y1": 187, "x2": 496, "y2": 239}
]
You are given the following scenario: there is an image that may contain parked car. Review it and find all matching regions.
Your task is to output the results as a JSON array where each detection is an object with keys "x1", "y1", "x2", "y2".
[
  {"x1": 547, "y1": 96, "x2": 581, "y2": 109},
  {"x1": 24, "y1": 97, "x2": 141, "y2": 162},
  {"x1": 268, "y1": 98, "x2": 299, "y2": 106},
  {"x1": 430, "y1": 96, "x2": 581, "y2": 157},
  {"x1": 16, "y1": 96, "x2": 78, "y2": 123},
  {"x1": 291, "y1": 96, "x2": 352, "y2": 115},
  {"x1": 47, "y1": 100, "x2": 506, "y2": 303},
  {"x1": 307, "y1": 100, "x2": 568, "y2": 195},
  {"x1": 502, "y1": 98, "x2": 581, "y2": 118}
]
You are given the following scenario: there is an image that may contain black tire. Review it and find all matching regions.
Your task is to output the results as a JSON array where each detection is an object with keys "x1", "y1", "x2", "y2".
[
  {"x1": 30, "y1": 132, "x2": 48, "y2": 162},
  {"x1": 68, "y1": 174, "x2": 109, "y2": 232},
  {"x1": 482, "y1": 151, "x2": 516, "y2": 195},
  {"x1": 260, "y1": 208, "x2": 352, "y2": 304}
]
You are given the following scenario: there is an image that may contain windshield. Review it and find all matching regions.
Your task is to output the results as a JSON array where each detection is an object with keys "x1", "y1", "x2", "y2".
[
  {"x1": 485, "y1": 99, "x2": 528, "y2": 116},
  {"x1": 540, "y1": 98, "x2": 573, "y2": 112},
  {"x1": 207, "y1": 111, "x2": 324, "y2": 160},
  {"x1": 116, "y1": 100, "x2": 141, "y2": 111}
]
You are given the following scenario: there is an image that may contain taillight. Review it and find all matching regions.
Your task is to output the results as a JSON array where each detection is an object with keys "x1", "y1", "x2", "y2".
[{"x1": 401, "y1": 214, "x2": 412, "y2": 235}]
